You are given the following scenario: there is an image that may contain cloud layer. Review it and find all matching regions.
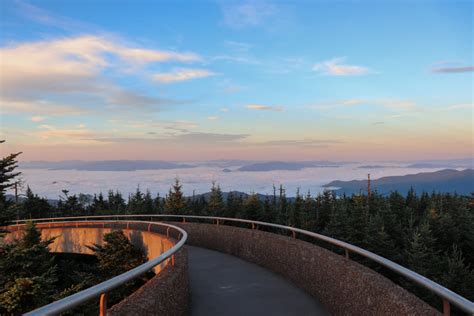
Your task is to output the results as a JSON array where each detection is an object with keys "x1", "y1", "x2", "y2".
[
  {"x1": 0, "y1": 35, "x2": 205, "y2": 116},
  {"x1": 432, "y1": 65, "x2": 474, "y2": 73},
  {"x1": 246, "y1": 104, "x2": 284, "y2": 111},
  {"x1": 153, "y1": 68, "x2": 216, "y2": 83},
  {"x1": 313, "y1": 57, "x2": 370, "y2": 76}
]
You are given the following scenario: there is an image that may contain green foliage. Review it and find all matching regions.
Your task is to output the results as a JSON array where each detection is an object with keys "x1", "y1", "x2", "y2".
[
  {"x1": 88, "y1": 230, "x2": 147, "y2": 278},
  {"x1": 0, "y1": 141, "x2": 22, "y2": 196},
  {"x1": 127, "y1": 187, "x2": 154, "y2": 214},
  {"x1": 21, "y1": 187, "x2": 51, "y2": 219},
  {"x1": 208, "y1": 182, "x2": 224, "y2": 216},
  {"x1": 0, "y1": 222, "x2": 58, "y2": 314},
  {"x1": 439, "y1": 245, "x2": 474, "y2": 299},
  {"x1": 0, "y1": 141, "x2": 22, "y2": 226},
  {"x1": 243, "y1": 193, "x2": 261, "y2": 220},
  {"x1": 87, "y1": 230, "x2": 151, "y2": 308},
  {"x1": 165, "y1": 179, "x2": 187, "y2": 214}
]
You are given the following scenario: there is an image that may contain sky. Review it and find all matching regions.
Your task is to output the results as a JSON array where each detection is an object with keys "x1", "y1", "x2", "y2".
[{"x1": 0, "y1": 0, "x2": 472, "y2": 162}]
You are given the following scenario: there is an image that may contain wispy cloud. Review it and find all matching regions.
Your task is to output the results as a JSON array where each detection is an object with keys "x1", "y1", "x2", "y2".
[
  {"x1": 441, "y1": 103, "x2": 473, "y2": 111},
  {"x1": 153, "y1": 68, "x2": 216, "y2": 83},
  {"x1": 431, "y1": 65, "x2": 474, "y2": 73},
  {"x1": 14, "y1": 0, "x2": 97, "y2": 32},
  {"x1": 309, "y1": 99, "x2": 416, "y2": 111},
  {"x1": 224, "y1": 40, "x2": 253, "y2": 52},
  {"x1": 246, "y1": 104, "x2": 284, "y2": 111},
  {"x1": 207, "y1": 116, "x2": 220, "y2": 121},
  {"x1": 220, "y1": 1, "x2": 277, "y2": 29},
  {"x1": 256, "y1": 139, "x2": 343, "y2": 147},
  {"x1": 92, "y1": 132, "x2": 249, "y2": 145},
  {"x1": 312, "y1": 57, "x2": 371, "y2": 76},
  {"x1": 105, "y1": 90, "x2": 179, "y2": 111}
]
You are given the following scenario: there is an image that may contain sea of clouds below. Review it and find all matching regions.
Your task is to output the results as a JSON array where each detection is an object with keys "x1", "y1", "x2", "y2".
[{"x1": 8, "y1": 164, "x2": 448, "y2": 199}]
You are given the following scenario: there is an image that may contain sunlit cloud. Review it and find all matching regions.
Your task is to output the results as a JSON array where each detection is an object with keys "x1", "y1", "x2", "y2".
[
  {"x1": 0, "y1": 35, "x2": 201, "y2": 94},
  {"x1": 30, "y1": 116, "x2": 46, "y2": 122},
  {"x1": 30, "y1": 124, "x2": 110, "y2": 145},
  {"x1": 224, "y1": 40, "x2": 253, "y2": 52},
  {"x1": 1, "y1": 98, "x2": 87, "y2": 116},
  {"x1": 246, "y1": 104, "x2": 284, "y2": 111},
  {"x1": 0, "y1": 35, "x2": 201, "y2": 117},
  {"x1": 153, "y1": 68, "x2": 216, "y2": 83},
  {"x1": 312, "y1": 57, "x2": 371, "y2": 76},
  {"x1": 207, "y1": 116, "x2": 220, "y2": 120}
]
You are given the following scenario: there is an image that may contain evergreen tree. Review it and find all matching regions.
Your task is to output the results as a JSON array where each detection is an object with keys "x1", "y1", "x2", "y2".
[
  {"x1": 439, "y1": 245, "x2": 474, "y2": 300},
  {"x1": 57, "y1": 190, "x2": 84, "y2": 216},
  {"x1": 301, "y1": 191, "x2": 317, "y2": 231},
  {"x1": 0, "y1": 141, "x2": 22, "y2": 223},
  {"x1": 154, "y1": 193, "x2": 163, "y2": 214},
  {"x1": 128, "y1": 187, "x2": 144, "y2": 214},
  {"x1": 261, "y1": 195, "x2": 273, "y2": 222},
  {"x1": 405, "y1": 221, "x2": 439, "y2": 278},
  {"x1": 208, "y1": 182, "x2": 224, "y2": 216},
  {"x1": 243, "y1": 193, "x2": 261, "y2": 220},
  {"x1": 21, "y1": 187, "x2": 51, "y2": 219},
  {"x1": 164, "y1": 179, "x2": 187, "y2": 214},
  {"x1": 89, "y1": 192, "x2": 108, "y2": 214},
  {"x1": 288, "y1": 188, "x2": 302, "y2": 227},
  {"x1": 315, "y1": 190, "x2": 334, "y2": 231},
  {"x1": 346, "y1": 195, "x2": 368, "y2": 246},
  {"x1": 108, "y1": 190, "x2": 126, "y2": 213},
  {"x1": 366, "y1": 213, "x2": 399, "y2": 261},
  {"x1": 87, "y1": 230, "x2": 151, "y2": 307},
  {"x1": 87, "y1": 230, "x2": 147, "y2": 278},
  {"x1": 225, "y1": 192, "x2": 242, "y2": 218},
  {"x1": 143, "y1": 190, "x2": 154, "y2": 214},
  {"x1": 0, "y1": 222, "x2": 57, "y2": 314},
  {"x1": 276, "y1": 185, "x2": 288, "y2": 224}
]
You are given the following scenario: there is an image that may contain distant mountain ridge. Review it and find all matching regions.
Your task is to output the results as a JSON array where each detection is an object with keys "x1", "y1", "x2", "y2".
[
  {"x1": 238, "y1": 161, "x2": 341, "y2": 172},
  {"x1": 323, "y1": 169, "x2": 474, "y2": 195},
  {"x1": 19, "y1": 160, "x2": 195, "y2": 171}
]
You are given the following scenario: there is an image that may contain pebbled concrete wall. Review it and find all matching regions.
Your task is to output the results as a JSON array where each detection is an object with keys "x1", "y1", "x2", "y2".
[
  {"x1": 109, "y1": 247, "x2": 189, "y2": 316},
  {"x1": 173, "y1": 222, "x2": 440, "y2": 316}
]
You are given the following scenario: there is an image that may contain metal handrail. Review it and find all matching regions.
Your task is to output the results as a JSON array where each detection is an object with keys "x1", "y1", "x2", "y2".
[
  {"x1": 12, "y1": 214, "x2": 474, "y2": 315},
  {"x1": 9, "y1": 219, "x2": 188, "y2": 316}
]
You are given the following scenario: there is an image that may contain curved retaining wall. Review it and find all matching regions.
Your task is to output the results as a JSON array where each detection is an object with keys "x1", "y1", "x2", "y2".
[
  {"x1": 4, "y1": 222, "x2": 189, "y2": 315},
  {"x1": 174, "y1": 222, "x2": 440, "y2": 316},
  {"x1": 6, "y1": 222, "x2": 175, "y2": 273}
]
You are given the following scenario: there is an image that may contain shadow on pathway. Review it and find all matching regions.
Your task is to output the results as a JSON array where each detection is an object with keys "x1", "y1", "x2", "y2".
[{"x1": 187, "y1": 245, "x2": 329, "y2": 316}]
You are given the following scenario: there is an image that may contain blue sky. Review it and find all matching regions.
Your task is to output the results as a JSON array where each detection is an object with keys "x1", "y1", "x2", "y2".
[{"x1": 0, "y1": 0, "x2": 472, "y2": 161}]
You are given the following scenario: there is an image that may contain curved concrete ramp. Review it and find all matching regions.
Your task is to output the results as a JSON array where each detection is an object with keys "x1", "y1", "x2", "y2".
[{"x1": 187, "y1": 246, "x2": 328, "y2": 316}]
